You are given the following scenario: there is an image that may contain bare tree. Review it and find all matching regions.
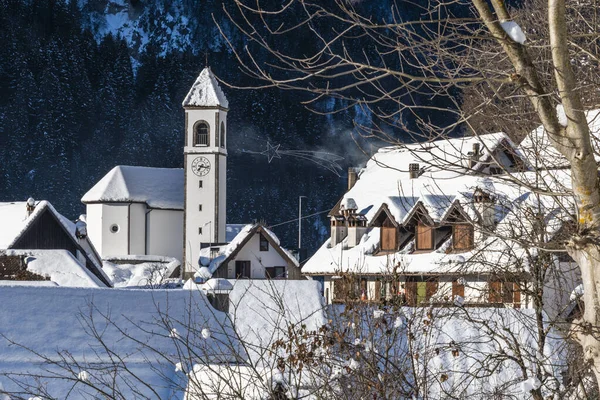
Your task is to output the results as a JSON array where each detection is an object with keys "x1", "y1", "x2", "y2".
[{"x1": 218, "y1": 0, "x2": 600, "y2": 387}]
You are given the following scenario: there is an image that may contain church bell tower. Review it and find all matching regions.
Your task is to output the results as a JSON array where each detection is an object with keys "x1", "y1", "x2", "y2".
[{"x1": 182, "y1": 67, "x2": 228, "y2": 275}]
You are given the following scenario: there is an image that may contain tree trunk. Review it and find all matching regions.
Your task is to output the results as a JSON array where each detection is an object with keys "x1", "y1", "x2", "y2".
[{"x1": 570, "y1": 245, "x2": 600, "y2": 386}]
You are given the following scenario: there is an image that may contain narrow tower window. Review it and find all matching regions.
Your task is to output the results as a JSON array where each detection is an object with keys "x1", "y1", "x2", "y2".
[
  {"x1": 194, "y1": 122, "x2": 210, "y2": 146},
  {"x1": 220, "y1": 122, "x2": 225, "y2": 148}
]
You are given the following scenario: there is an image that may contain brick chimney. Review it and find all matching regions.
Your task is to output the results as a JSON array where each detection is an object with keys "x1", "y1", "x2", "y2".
[{"x1": 409, "y1": 163, "x2": 420, "y2": 179}]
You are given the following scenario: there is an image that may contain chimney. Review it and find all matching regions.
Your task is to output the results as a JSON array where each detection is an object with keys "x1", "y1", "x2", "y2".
[
  {"x1": 469, "y1": 143, "x2": 481, "y2": 168},
  {"x1": 330, "y1": 216, "x2": 347, "y2": 247},
  {"x1": 26, "y1": 198, "x2": 35, "y2": 216},
  {"x1": 347, "y1": 215, "x2": 368, "y2": 248},
  {"x1": 348, "y1": 167, "x2": 359, "y2": 190},
  {"x1": 409, "y1": 163, "x2": 420, "y2": 179},
  {"x1": 474, "y1": 187, "x2": 495, "y2": 240}
]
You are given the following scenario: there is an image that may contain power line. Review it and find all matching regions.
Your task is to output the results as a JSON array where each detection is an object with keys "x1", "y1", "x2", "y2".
[{"x1": 267, "y1": 209, "x2": 331, "y2": 229}]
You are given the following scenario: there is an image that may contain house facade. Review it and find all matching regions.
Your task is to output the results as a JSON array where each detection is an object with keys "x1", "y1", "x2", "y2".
[
  {"x1": 302, "y1": 134, "x2": 580, "y2": 318},
  {"x1": 198, "y1": 224, "x2": 302, "y2": 281},
  {"x1": 0, "y1": 200, "x2": 111, "y2": 287}
]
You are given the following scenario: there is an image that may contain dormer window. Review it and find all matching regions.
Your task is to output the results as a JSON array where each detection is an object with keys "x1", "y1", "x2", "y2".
[
  {"x1": 415, "y1": 223, "x2": 434, "y2": 251},
  {"x1": 195, "y1": 121, "x2": 210, "y2": 146},
  {"x1": 453, "y1": 224, "x2": 474, "y2": 250}
]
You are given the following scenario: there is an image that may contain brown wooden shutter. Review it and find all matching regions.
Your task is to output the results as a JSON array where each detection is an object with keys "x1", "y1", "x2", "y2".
[
  {"x1": 416, "y1": 224, "x2": 433, "y2": 250},
  {"x1": 426, "y1": 279, "x2": 439, "y2": 300},
  {"x1": 513, "y1": 283, "x2": 521, "y2": 308},
  {"x1": 381, "y1": 226, "x2": 397, "y2": 251},
  {"x1": 452, "y1": 280, "x2": 465, "y2": 298},
  {"x1": 405, "y1": 281, "x2": 417, "y2": 306},
  {"x1": 453, "y1": 224, "x2": 473, "y2": 250},
  {"x1": 489, "y1": 280, "x2": 502, "y2": 303},
  {"x1": 374, "y1": 280, "x2": 381, "y2": 301}
]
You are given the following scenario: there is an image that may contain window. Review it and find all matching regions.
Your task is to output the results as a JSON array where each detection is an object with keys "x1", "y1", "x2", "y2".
[
  {"x1": 416, "y1": 223, "x2": 434, "y2": 250},
  {"x1": 194, "y1": 121, "x2": 209, "y2": 146},
  {"x1": 453, "y1": 224, "x2": 474, "y2": 250},
  {"x1": 199, "y1": 180, "x2": 203, "y2": 188},
  {"x1": 489, "y1": 280, "x2": 520, "y2": 306},
  {"x1": 220, "y1": 121, "x2": 225, "y2": 148},
  {"x1": 199, "y1": 204, "x2": 203, "y2": 211},
  {"x1": 265, "y1": 266, "x2": 286, "y2": 279},
  {"x1": 405, "y1": 277, "x2": 439, "y2": 305},
  {"x1": 235, "y1": 261, "x2": 251, "y2": 278},
  {"x1": 259, "y1": 233, "x2": 269, "y2": 251}
]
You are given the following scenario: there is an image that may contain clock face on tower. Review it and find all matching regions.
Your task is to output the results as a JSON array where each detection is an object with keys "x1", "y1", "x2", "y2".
[{"x1": 191, "y1": 156, "x2": 211, "y2": 176}]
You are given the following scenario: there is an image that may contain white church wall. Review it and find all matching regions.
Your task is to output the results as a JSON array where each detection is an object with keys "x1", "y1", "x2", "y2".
[
  {"x1": 86, "y1": 204, "x2": 103, "y2": 257},
  {"x1": 101, "y1": 204, "x2": 129, "y2": 257},
  {"x1": 147, "y1": 209, "x2": 183, "y2": 262},
  {"x1": 129, "y1": 203, "x2": 146, "y2": 256},
  {"x1": 226, "y1": 233, "x2": 290, "y2": 279}
]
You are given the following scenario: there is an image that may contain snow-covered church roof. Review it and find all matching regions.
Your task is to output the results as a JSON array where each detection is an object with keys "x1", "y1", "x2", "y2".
[
  {"x1": 82, "y1": 166, "x2": 184, "y2": 210},
  {"x1": 182, "y1": 67, "x2": 229, "y2": 108}
]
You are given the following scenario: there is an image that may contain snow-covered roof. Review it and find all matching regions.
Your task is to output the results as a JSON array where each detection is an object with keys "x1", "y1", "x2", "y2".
[
  {"x1": 518, "y1": 109, "x2": 600, "y2": 169},
  {"x1": 0, "y1": 200, "x2": 110, "y2": 286},
  {"x1": 0, "y1": 286, "x2": 240, "y2": 398},
  {"x1": 303, "y1": 128, "x2": 574, "y2": 276},
  {"x1": 4, "y1": 249, "x2": 106, "y2": 287},
  {"x1": 103, "y1": 256, "x2": 180, "y2": 288},
  {"x1": 182, "y1": 67, "x2": 229, "y2": 108},
  {"x1": 197, "y1": 224, "x2": 298, "y2": 276},
  {"x1": 81, "y1": 165, "x2": 184, "y2": 210}
]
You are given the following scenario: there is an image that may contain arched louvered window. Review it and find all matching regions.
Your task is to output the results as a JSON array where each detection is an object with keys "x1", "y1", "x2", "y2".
[{"x1": 194, "y1": 121, "x2": 209, "y2": 146}]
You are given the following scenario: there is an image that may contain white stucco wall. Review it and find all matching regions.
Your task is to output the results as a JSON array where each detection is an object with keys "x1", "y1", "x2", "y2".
[
  {"x1": 147, "y1": 209, "x2": 183, "y2": 262},
  {"x1": 100, "y1": 203, "x2": 129, "y2": 257},
  {"x1": 225, "y1": 232, "x2": 290, "y2": 279},
  {"x1": 129, "y1": 203, "x2": 146, "y2": 256},
  {"x1": 86, "y1": 204, "x2": 104, "y2": 256}
]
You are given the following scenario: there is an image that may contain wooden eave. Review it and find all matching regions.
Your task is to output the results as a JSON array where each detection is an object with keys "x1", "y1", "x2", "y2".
[
  {"x1": 368, "y1": 203, "x2": 399, "y2": 228},
  {"x1": 184, "y1": 105, "x2": 229, "y2": 112},
  {"x1": 440, "y1": 201, "x2": 473, "y2": 224},
  {"x1": 402, "y1": 201, "x2": 434, "y2": 227}
]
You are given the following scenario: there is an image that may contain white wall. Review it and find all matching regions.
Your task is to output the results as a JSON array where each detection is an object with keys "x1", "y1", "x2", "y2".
[
  {"x1": 184, "y1": 108, "x2": 228, "y2": 273},
  {"x1": 147, "y1": 209, "x2": 184, "y2": 262},
  {"x1": 129, "y1": 203, "x2": 146, "y2": 256},
  {"x1": 225, "y1": 232, "x2": 290, "y2": 279},
  {"x1": 86, "y1": 204, "x2": 103, "y2": 256},
  {"x1": 100, "y1": 203, "x2": 129, "y2": 257}
]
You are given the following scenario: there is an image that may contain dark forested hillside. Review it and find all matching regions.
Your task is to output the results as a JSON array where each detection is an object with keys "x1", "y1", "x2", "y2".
[{"x1": 0, "y1": 0, "x2": 406, "y2": 256}]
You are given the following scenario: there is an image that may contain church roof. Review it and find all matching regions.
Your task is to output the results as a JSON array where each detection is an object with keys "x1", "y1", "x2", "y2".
[
  {"x1": 81, "y1": 166, "x2": 184, "y2": 210},
  {"x1": 182, "y1": 67, "x2": 229, "y2": 108},
  {"x1": 81, "y1": 165, "x2": 184, "y2": 210}
]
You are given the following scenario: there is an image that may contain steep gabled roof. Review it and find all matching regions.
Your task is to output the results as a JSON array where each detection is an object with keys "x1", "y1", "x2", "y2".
[
  {"x1": 199, "y1": 224, "x2": 298, "y2": 275},
  {"x1": 0, "y1": 200, "x2": 111, "y2": 287},
  {"x1": 81, "y1": 166, "x2": 184, "y2": 210},
  {"x1": 182, "y1": 67, "x2": 229, "y2": 108}
]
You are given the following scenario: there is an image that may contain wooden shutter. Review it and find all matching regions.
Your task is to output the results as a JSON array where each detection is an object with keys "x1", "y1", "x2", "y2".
[
  {"x1": 426, "y1": 279, "x2": 439, "y2": 300},
  {"x1": 381, "y1": 226, "x2": 397, "y2": 251},
  {"x1": 452, "y1": 280, "x2": 465, "y2": 298},
  {"x1": 489, "y1": 280, "x2": 502, "y2": 303},
  {"x1": 513, "y1": 283, "x2": 521, "y2": 308},
  {"x1": 416, "y1": 224, "x2": 433, "y2": 250},
  {"x1": 405, "y1": 281, "x2": 417, "y2": 306},
  {"x1": 374, "y1": 280, "x2": 381, "y2": 301},
  {"x1": 453, "y1": 224, "x2": 473, "y2": 250}
]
